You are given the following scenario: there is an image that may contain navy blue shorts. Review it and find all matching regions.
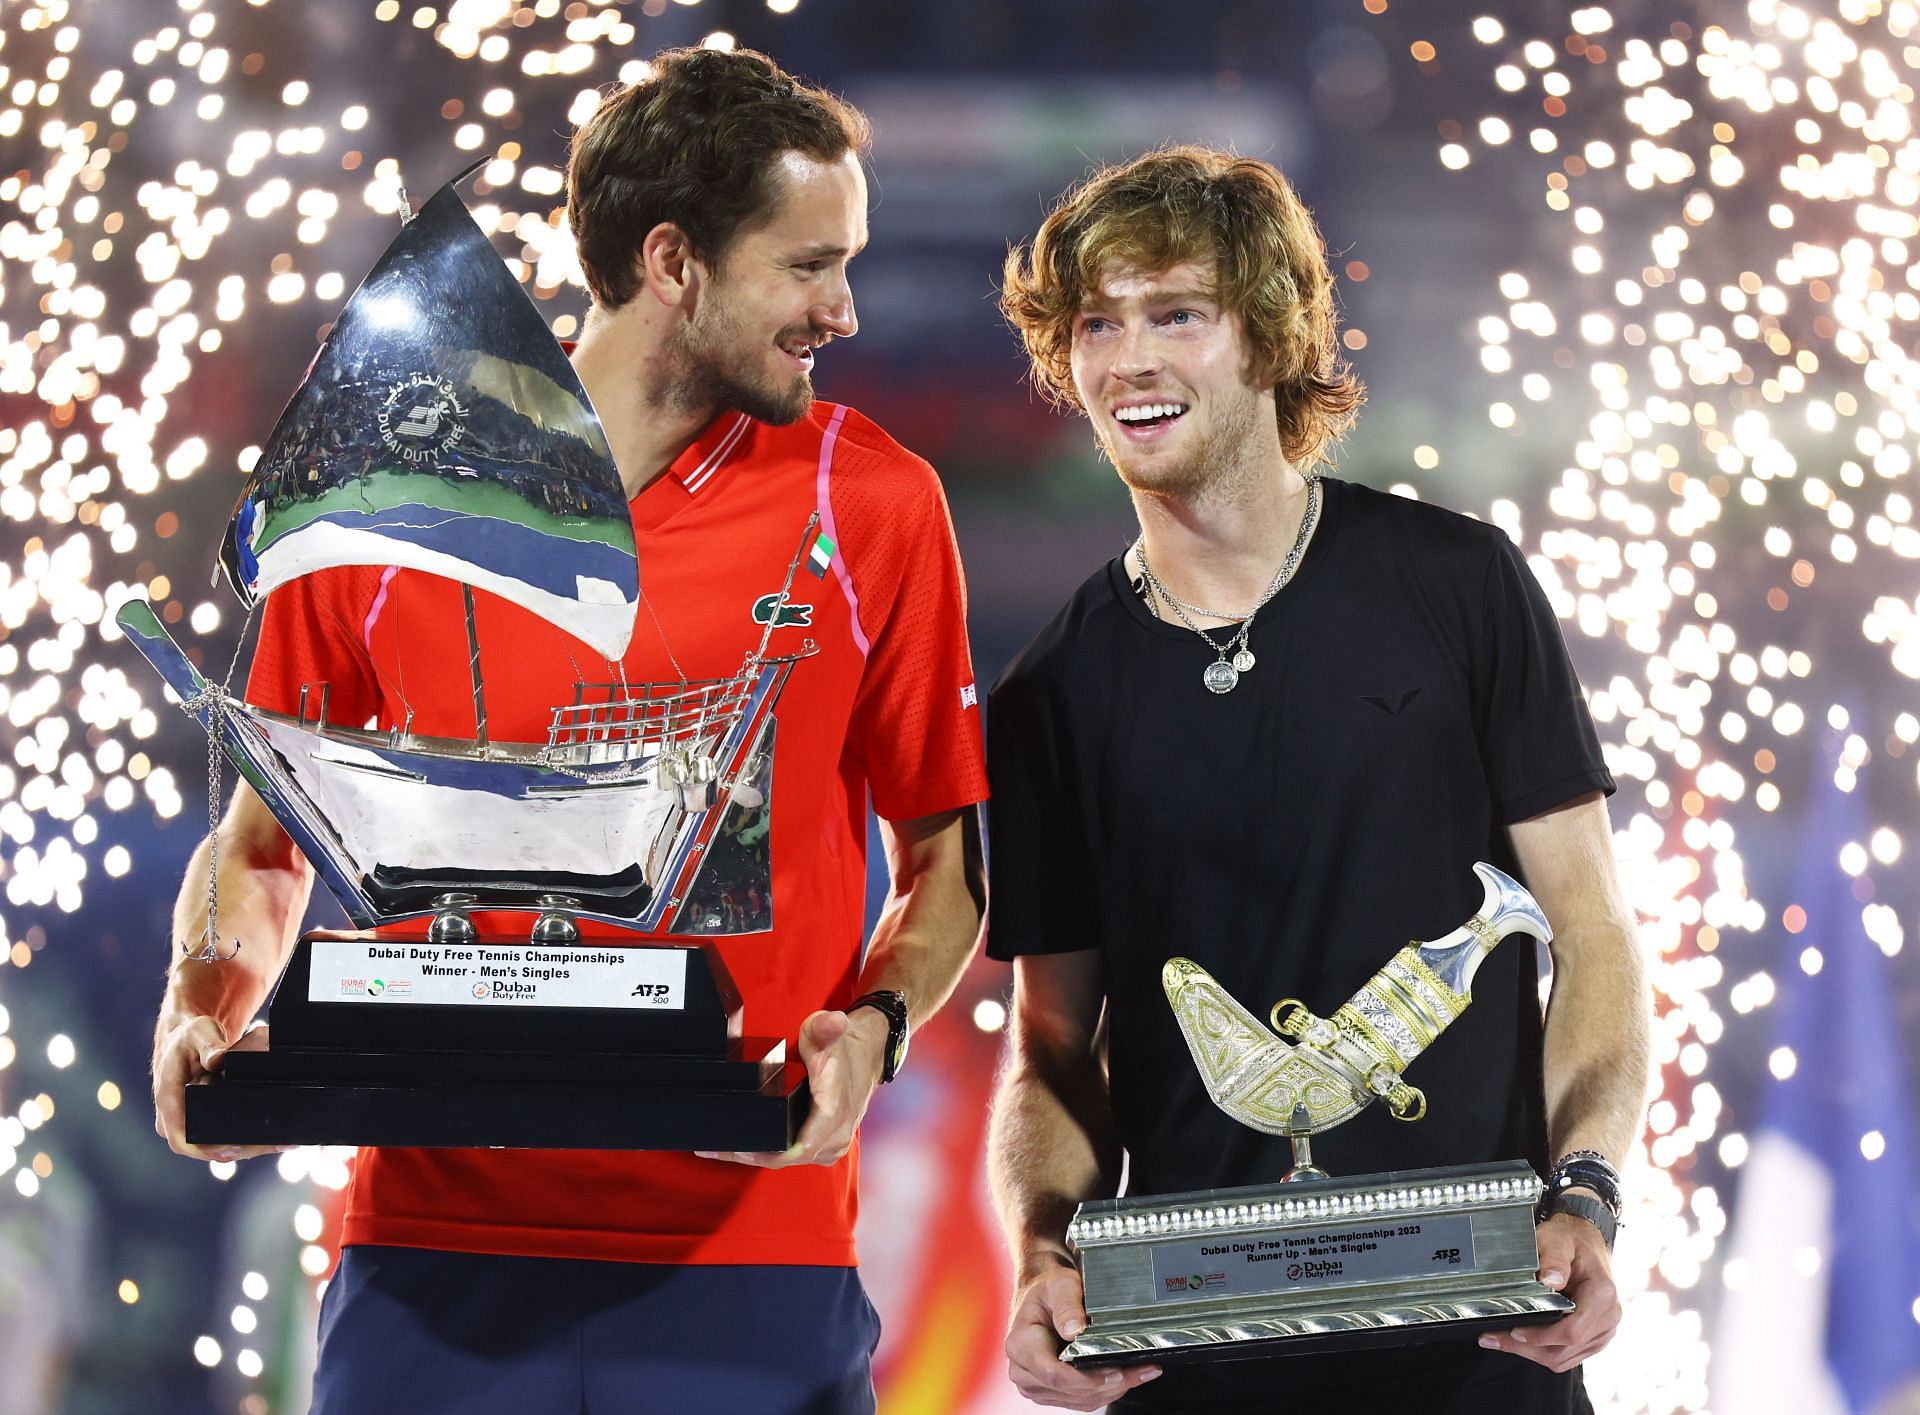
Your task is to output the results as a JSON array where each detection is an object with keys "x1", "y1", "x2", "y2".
[{"x1": 310, "y1": 1245, "x2": 882, "y2": 1415}]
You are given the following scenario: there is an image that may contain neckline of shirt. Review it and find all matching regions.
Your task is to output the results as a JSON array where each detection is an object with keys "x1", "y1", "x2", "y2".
[
  {"x1": 1107, "y1": 474, "x2": 1344, "y2": 642},
  {"x1": 627, "y1": 409, "x2": 762, "y2": 536},
  {"x1": 558, "y1": 336, "x2": 756, "y2": 512},
  {"x1": 668, "y1": 410, "x2": 753, "y2": 495}
]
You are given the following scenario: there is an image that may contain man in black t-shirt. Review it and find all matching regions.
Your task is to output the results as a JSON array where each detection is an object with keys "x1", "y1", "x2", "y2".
[{"x1": 985, "y1": 147, "x2": 1652, "y2": 1414}]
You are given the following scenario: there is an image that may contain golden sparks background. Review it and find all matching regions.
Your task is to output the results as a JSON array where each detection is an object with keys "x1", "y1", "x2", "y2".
[{"x1": 1397, "y1": 4, "x2": 1919, "y2": 1409}]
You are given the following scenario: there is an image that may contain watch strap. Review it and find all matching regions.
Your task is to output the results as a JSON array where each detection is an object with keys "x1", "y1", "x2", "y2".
[
  {"x1": 848, "y1": 990, "x2": 909, "y2": 1083},
  {"x1": 1539, "y1": 1190, "x2": 1618, "y2": 1251}
]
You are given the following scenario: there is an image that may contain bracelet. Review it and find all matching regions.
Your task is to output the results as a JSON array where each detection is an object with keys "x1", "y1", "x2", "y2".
[
  {"x1": 1551, "y1": 1154, "x2": 1619, "y2": 1201},
  {"x1": 1546, "y1": 1150, "x2": 1622, "y2": 1216}
]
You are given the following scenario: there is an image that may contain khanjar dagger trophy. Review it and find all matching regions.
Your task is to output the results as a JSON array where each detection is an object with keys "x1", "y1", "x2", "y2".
[{"x1": 1060, "y1": 862, "x2": 1575, "y2": 1365}]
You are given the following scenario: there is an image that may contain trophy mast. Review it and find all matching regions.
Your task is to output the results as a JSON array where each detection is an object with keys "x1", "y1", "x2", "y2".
[{"x1": 462, "y1": 583, "x2": 488, "y2": 750}]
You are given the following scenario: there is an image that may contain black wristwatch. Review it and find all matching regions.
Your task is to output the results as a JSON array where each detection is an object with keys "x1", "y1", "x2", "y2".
[
  {"x1": 1538, "y1": 1190, "x2": 1619, "y2": 1251},
  {"x1": 848, "y1": 990, "x2": 910, "y2": 1083}
]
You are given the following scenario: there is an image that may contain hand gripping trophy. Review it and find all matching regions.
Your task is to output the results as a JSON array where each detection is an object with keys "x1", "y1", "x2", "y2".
[
  {"x1": 118, "y1": 167, "x2": 814, "y2": 1151},
  {"x1": 1060, "y1": 863, "x2": 1575, "y2": 1365}
]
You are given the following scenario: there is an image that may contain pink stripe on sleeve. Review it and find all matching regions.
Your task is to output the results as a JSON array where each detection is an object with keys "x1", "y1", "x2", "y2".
[
  {"x1": 363, "y1": 566, "x2": 399, "y2": 651},
  {"x1": 814, "y1": 405, "x2": 869, "y2": 658}
]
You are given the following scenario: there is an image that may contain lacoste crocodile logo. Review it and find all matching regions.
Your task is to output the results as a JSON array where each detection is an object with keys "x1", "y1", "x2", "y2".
[{"x1": 751, "y1": 593, "x2": 814, "y2": 627}]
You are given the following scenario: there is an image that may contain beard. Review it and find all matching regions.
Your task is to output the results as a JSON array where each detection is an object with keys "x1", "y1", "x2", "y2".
[
  {"x1": 1095, "y1": 388, "x2": 1264, "y2": 501},
  {"x1": 663, "y1": 291, "x2": 816, "y2": 427}
]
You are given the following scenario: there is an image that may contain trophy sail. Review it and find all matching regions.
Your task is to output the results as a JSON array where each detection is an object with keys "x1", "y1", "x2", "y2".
[
  {"x1": 118, "y1": 169, "x2": 819, "y2": 936},
  {"x1": 220, "y1": 170, "x2": 638, "y2": 663}
]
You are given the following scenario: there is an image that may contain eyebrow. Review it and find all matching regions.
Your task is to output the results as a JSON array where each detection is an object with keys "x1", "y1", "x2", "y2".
[
  {"x1": 1080, "y1": 288, "x2": 1218, "y2": 313},
  {"x1": 786, "y1": 238, "x2": 868, "y2": 262}
]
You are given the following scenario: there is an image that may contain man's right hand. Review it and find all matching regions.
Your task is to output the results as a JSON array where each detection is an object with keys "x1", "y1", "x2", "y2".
[
  {"x1": 1006, "y1": 1255, "x2": 1161, "y2": 1410},
  {"x1": 152, "y1": 1015, "x2": 279, "y2": 1163}
]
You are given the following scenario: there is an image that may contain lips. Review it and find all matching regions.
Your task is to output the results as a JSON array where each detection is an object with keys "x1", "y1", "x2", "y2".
[
  {"x1": 1111, "y1": 400, "x2": 1189, "y2": 440},
  {"x1": 778, "y1": 334, "x2": 820, "y2": 372}
]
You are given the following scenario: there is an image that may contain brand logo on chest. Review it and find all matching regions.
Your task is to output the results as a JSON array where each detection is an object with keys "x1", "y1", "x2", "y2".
[
  {"x1": 1361, "y1": 687, "x2": 1422, "y2": 716},
  {"x1": 751, "y1": 593, "x2": 814, "y2": 628}
]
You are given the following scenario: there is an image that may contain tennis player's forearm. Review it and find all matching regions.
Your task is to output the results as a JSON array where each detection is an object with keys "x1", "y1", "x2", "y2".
[
  {"x1": 989, "y1": 1054, "x2": 1119, "y2": 1275},
  {"x1": 857, "y1": 806, "x2": 984, "y2": 1026},
  {"x1": 160, "y1": 785, "x2": 314, "y2": 1049},
  {"x1": 1542, "y1": 929, "x2": 1650, "y2": 1168}
]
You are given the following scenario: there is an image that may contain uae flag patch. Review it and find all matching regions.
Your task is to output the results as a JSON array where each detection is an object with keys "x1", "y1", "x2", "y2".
[{"x1": 807, "y1": 531, "x2": 836, "y2": 578}]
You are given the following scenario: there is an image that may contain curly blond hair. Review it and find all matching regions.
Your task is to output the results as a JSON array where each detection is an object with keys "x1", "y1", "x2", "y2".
[{"x1": 1001, "y1": 146, "x2": 1364, "y2": 468}]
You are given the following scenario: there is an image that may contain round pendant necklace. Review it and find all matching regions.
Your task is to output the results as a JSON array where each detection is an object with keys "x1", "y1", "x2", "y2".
[{"x1": 1135, "y1": 475, "x2": 1323, "y2": 695}]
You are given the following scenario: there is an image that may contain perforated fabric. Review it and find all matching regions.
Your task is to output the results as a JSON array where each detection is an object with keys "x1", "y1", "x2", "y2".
[{"x1": 828, "y1": 410, "x2": 984, "y2": 823}]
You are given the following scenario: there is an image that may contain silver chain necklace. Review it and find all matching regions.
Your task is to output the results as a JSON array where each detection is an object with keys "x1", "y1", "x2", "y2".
[{"x1": 1135, "y1": 475, "x2": 1323, "y2": 695}]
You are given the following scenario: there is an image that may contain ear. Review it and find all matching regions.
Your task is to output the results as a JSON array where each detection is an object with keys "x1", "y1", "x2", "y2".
[{"x1": 635, "y1": 221, "x2": 707, "y2": 309}]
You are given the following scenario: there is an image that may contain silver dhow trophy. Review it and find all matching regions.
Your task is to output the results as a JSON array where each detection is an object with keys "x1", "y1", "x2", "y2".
[
  {"x1": 1061, "y1": 863, "x2": 1574, "y2": 1365},
  {"x1": 118, "y1": 165, "x2": 811, "y2": 1151}
]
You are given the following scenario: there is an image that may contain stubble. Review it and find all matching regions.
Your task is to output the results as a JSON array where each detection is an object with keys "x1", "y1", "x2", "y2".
[{"x1": 662, "y1": 292, "x2": 815, "y2": 428}]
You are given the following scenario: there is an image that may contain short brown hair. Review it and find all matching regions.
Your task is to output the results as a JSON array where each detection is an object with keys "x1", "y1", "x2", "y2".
[
  {"x1": 567, "y1": 47, "x2": 870, "y2": 309},
  {"x1": 1001, "y1": 146, "x2": 1364, "y2": 468}
]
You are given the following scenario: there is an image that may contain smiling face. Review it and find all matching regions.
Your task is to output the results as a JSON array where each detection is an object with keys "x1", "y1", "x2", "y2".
[
  {"x1": 666, "y1": 149, "x2": 868, "y2": 426},
  {"x1": 1067, "y1": 257, "x2": 1278, "y2": 498}
]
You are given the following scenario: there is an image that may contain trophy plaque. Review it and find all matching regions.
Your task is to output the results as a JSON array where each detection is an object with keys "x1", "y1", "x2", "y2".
[
  {"x1": 1061, "y1": 863, "x2": 1574, "y2": 1365},
  {"x1": 120, "y1": 167, "x2": 811, "y2": 1151}
]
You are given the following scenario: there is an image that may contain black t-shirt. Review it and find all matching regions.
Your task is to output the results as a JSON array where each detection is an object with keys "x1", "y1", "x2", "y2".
[{"x1": 986, "y1": 477, "x2": 1612, "y2": 1412}]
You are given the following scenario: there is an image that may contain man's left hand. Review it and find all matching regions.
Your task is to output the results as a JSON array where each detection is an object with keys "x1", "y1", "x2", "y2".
[
  {"x1": 1478, "y1": 1211, "x2": 1622, "y2": 1373},
  {"x1": 696, "y1": 1007, "x2": 888, "y2": 1168}
]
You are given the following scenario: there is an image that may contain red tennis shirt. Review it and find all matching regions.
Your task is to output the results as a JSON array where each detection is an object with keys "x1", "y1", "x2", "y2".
[{"x1": 244, "y1": 401, "x2": 988, "y2": 1267}]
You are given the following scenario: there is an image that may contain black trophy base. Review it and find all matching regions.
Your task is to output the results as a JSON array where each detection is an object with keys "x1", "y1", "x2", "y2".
[{"x1": 186, "y1": 1030, "x2": 810, "y2": 1151}]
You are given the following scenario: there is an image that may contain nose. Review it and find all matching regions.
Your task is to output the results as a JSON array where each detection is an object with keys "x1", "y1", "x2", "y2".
[
  {"x1": 816, "y1": 269, "x2": 857, "y2": 339},
  {"x1": 1111, "y1": 320, "x2": 1158, "y2": 381}
]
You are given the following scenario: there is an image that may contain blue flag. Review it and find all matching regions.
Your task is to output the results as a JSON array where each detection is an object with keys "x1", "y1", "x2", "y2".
[{"x1": 1712, "y1": 733, "x2": 1920, "y2": 1411}]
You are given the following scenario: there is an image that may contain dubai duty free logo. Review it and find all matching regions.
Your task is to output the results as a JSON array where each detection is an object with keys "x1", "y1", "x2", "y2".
[{"x1": 377, "y1": 372, "x2": 466, "y2": 465}]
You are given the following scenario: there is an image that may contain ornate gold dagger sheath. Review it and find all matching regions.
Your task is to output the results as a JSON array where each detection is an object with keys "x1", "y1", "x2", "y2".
[{"x1": 1162, "y1": 862, "x2": 1551, "y2": 1137}]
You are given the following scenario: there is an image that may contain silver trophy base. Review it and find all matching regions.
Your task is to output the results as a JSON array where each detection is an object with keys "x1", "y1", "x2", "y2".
[{"x1": 1061, "y1": 1159, "x2": 1573, "y2": 1366}]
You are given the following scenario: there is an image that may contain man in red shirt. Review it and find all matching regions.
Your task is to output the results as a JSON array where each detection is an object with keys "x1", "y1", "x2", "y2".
[{"x1": 149, "y1": 48, "x2": 988, "y2": 1413}]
